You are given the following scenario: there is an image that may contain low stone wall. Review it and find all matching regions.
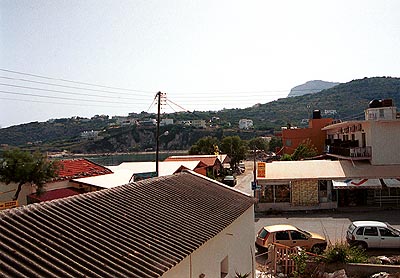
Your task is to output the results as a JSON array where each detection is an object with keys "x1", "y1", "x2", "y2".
[{"x1": 311, "y1": 262, "x2": 400, "y2": 277}]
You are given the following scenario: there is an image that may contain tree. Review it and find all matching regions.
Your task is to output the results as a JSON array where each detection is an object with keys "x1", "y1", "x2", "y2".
[
  {"x1": 0, "y1": 149, "x2": 59, "y2": 201},
  {"x1": 281, "y1": 139, "x2": 317, "y2": 161},
  {"x1": 189, "y1": 136, "x2": 220, "y2": 155},
  {"x1": 291, "y1": 139, "x2": 317, "y2": 160},
  {"x1": 248, "y1": 137, "x2": 269, "y2": 152},
  {"x1": 268, "y1": 136, "x2": 282, "y2": 153},
  {"x1": 220, "y1": 136, "x2": 248, "y2": 169}
]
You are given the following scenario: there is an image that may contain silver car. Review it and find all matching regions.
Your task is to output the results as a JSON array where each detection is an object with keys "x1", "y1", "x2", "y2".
[{"x1": 346, "y1": 221, "x2": 400, "y2": 249}]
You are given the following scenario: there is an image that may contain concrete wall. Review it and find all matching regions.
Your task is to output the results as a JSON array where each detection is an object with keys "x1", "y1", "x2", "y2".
[
  {"x1": 291, "y1": 180, "x2": 319, "y2": 206},
  {"x1": 162, "y1": 206, "x2": 255, "y2": 278},
  {"x1": 0, "y1": 180, "x2": 71, "y2": 206},
  {"x1": 370, "y1": 121, "x2": 400, "y2": 165}
]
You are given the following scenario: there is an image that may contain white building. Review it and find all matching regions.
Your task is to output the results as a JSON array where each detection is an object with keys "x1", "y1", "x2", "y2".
[
  {"x1": 239, "y1": 119, "x2": 254, "y2": 130},
  {"x1": 0, "y1": 171, "x2": 255, "y2": 278}
]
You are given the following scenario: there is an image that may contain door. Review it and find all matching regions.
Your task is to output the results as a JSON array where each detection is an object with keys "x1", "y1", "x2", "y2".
[
  {"x1": 274, "y1": 230, "x2": 291, "y2": 247},
  {"x1": 289, "y1": 230, "x2": 310, "y2": 249},
  {"x1": 362, "y1": 227, "x2": 380, "y2": 248},
  {"x1": 378, "y1": 227, "x2": 400, "y2": 248}
]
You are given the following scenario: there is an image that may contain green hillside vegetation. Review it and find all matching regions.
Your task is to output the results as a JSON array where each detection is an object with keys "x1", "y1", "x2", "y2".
[{"x1": 1, "y1": 77, "x2": 399, "y2": 153}]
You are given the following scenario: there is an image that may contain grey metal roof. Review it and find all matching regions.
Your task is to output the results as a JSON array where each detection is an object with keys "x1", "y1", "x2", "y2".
[{"x1": 0, "y1": 171, "x2": 254, "y2": 278}]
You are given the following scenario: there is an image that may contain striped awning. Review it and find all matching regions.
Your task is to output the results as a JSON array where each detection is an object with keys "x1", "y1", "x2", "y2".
[
  {"x1": 382, "y1": 178, "x2": 400, "y2": 188},
  {"x1": 332, "y1": 179, "x2": 382, "y2": 189}
]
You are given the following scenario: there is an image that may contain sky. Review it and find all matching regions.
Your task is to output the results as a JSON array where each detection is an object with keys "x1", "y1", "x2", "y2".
[{"x1": 1, "y1": 0, "x2": 400, "y2": 128}]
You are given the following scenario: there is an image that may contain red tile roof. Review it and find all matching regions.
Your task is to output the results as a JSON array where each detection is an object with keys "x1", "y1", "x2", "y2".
[
  {"x1": 54, "y1": 158, "x2": 112, "y2": 181},
  {"x1": 28, "y1": 187, "x2": 83, "y2": 202},
  {"x1": 164, "y1": 155, "x2": 219, "y2": 166}
]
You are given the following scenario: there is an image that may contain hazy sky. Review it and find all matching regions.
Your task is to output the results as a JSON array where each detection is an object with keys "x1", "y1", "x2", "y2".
[{"x1": 1, "y1": 0, "x2": 400, "y2": 128}]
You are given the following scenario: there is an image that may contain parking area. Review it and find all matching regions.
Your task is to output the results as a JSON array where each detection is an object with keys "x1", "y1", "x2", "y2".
[{"x1": 255, "y1": 209, "x2": 400, "y2": 256}]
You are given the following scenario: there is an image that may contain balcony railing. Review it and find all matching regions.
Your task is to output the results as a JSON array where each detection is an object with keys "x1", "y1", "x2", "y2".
[{"x1": 325, "y1": 145, "x2": 372, "y2": 159}]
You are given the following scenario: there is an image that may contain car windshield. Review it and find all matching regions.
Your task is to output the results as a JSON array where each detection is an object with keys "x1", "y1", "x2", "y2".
[{"x1": 386, "y1": 224, "x2": 400, "y2": 235}]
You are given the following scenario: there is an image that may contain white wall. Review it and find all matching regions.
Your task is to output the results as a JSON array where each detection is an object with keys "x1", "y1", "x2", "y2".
[
  {"x1": 0, "y1": 180, "x2": 71, "y2": 206},
  {"x1": 162, "y1": 206, "x2": 255, "y2": 278},
  {"x1": 370, "y1": 121, "x2": 400, "y2": 165}
]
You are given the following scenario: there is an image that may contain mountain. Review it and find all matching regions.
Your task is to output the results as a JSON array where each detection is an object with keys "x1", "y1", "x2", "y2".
[
  {"x1": 288, "y1": 80, "x2": 340, "y2": 97},
  {"x1": 1, "y1": 77, "x2": 399, "y2": 153}
]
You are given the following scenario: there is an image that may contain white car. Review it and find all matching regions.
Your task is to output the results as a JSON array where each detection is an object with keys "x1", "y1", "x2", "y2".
[{"x1": 346, "y1": 221, "x2": 400, "y2": 249}]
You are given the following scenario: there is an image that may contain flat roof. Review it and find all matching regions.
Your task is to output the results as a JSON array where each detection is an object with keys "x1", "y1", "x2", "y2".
[{"x1": 259, "y1": 160, "x2": 400, "y2": 181}]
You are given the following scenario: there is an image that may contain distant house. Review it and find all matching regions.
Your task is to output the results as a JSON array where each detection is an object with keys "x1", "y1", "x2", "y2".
[
  {"x1": 192, "y1": 119, "x2": 207, "y2": 128},
  {"x1": 0, "y1": 171, "x2": 256, "y2": 278},
  {"x1": 239, "y1": 119, "x2": 253, "y2": 130},
  {"x1": 160, "y1": 118, "x2": 174, "y2": 126},
  {"x1": 0, "y1": 158, "x2": 112, "y2": 207},
  {"x1": 281, "y1": 110, "x2": 333, "y2": 155},
  {"x1": 164, "y1": 155, "x2": 227, "y2": 177}
]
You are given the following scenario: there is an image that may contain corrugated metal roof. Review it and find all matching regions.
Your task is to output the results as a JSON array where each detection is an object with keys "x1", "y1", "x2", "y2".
[
  {"x1": 0, "y1": 171, "x2": 254, "y2": 278},
  {"x1": 258, "y1": 160, "x2": 400, "y2": 181}
]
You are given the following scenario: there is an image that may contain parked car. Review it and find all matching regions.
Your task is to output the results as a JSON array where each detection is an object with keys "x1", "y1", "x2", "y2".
[
  {"x1": 346, "y1": 221, "x2": 400, "y2": 249},
  {"x1": 255, "y1": 224, "x2": 327, "y2": 254},
  {"x1": 222, "y1": 175, "x2": 237, "y2": 187}
]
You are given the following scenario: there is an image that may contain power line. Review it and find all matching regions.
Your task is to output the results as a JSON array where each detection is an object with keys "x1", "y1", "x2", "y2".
[
  {"x1": 0, "y1": 97, "x2": 135, "y2": 108},
  {"x1": 0, "y1": 83, "x2": 153, "y2": 101},
  {"x1": 0, "y1": 76, "x2": 152, "y2": 97},
  {"x1": 0, "y1": 68, "x2": 154, "y2": 93},
  {"x1": 0, "y1": 90, "x2": 150, "y2": 105}
]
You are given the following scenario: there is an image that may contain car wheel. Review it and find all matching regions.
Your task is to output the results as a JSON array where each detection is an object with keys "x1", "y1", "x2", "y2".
[
  {"x1": 353, "y1": 241, "x2": 367, "y2": 250},
  {"x1": 311, "y1": 244, "x2": 325, "y2": 254}
]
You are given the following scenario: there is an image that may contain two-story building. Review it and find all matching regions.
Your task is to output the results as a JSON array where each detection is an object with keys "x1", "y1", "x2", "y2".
[{"x1": 281, "y1": 110, "x2": 333, "y2": 155}]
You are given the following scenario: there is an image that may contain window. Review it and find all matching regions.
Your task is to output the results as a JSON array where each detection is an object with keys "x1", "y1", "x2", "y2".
[
  {"x1": 220, "y1": 256, "x2": 228, "y2": 278},
  {"x1": 275, "y1": 184, "x2": 290, "y2": 202},
  {"x1": 275, "y1": 231, "x2": 290, "y2": 240},
  {"x1": 290, "y1": 230, "x2": 308, "y2": 240},
  {"x1": 379, "y1": 228, "x2": 397, "y2": 237},
  {"x1": 379, "y1": 109, "x2": 385, "y2": 118},
  {"x1": 260, "y1": 184, "x2": 290, "y2": 203},
  {"x1": 364, "y1": 227, "x2": 378, "y2": 236},
  {"x1": 356, "y1": 227, "x2": 364, "y2": 235},
  {"x1": 318, "y1": 180, "x2": 328, "y2": 199},
  {"x1": 285, "y1": 139, "x2": 292, "y2": 147}
]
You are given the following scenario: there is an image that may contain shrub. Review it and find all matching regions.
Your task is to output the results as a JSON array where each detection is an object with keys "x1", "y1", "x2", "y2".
[{"x1": 323, "y1": 243, "x2": 367, "y2": 264}]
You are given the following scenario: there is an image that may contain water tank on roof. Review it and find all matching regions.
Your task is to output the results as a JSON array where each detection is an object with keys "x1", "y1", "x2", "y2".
[
  {"x1": 369, "y1": 99, "x2": 382, "y2": 108},
  {"x1": 312, "y1": 110, "x2": 321, "y2": 119}
]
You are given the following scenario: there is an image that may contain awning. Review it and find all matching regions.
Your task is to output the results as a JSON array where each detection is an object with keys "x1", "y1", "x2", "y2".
[
  {"x1": 332, "y1": 179, "x2": 382, "y2": 189},
  {"x1": 382, "y1": 178, "x2": 400, "y2": 188}
]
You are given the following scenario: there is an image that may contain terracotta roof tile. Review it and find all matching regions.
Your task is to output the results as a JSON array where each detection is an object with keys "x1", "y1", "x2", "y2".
[
  {"x1": 164, "y1": 155, "x2": 219, "y2": 166},
  {"x1": 28, "y1": 188, "x2": 84, "y2": 202},
  {"x1": 0, "y1": 171, "x2": 254, "y2": 278},
  {"x1": 54, "y1": 158, "x2": 112, "y2": 181}
]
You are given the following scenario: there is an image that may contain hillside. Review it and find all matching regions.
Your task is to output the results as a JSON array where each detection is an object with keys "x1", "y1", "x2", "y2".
[
  {"x1": 288, "y1": 80, "x2": 340, "y2": 97},
  {"x1": 1, "y1": 77, "x2": 399, "y2": 153}
]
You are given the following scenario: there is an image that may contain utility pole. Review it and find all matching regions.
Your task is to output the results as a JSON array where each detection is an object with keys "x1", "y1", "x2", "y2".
[{"x1": 155, "y1": 91, "x2": 161, "y2": 177}]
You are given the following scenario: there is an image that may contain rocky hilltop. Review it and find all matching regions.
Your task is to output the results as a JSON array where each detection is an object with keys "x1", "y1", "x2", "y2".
[{"x1": 288, "y1": 80, "x2": 340, "y2": 97}]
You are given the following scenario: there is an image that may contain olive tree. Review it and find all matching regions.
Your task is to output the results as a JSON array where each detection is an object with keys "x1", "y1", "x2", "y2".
[{"x1": 0, "y1": 149, "x2": 59, "y2": 200}]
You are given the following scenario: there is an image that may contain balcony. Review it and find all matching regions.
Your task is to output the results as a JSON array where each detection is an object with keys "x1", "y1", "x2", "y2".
[{"x1": 325, "y1": 140, "x2": 372, "y2": 160}]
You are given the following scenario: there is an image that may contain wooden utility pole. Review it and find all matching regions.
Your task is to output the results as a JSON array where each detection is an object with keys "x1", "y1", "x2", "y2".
[{"x1": 156, "y1": 91, "x2": 161, "y2": 177}]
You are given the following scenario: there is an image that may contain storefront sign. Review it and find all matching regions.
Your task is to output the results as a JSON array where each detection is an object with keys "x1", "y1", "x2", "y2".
[
  {"x1": 256, "y1": 162, "x2": 266, "y2": 179},
  {"x1": 0, "y1": 200, "x2": 18, "y2": 210}
]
